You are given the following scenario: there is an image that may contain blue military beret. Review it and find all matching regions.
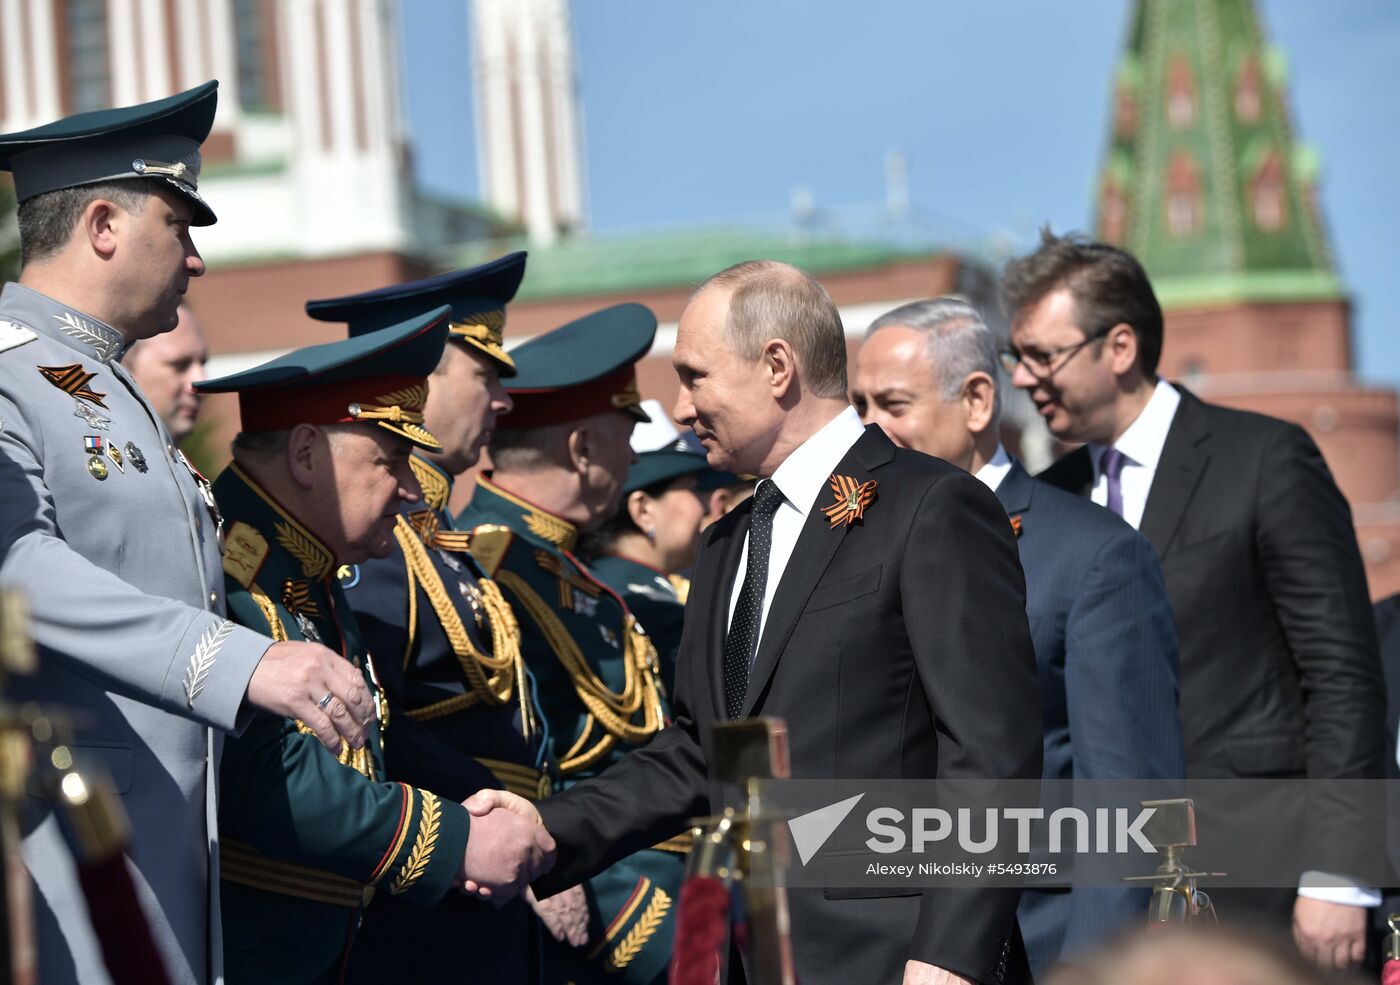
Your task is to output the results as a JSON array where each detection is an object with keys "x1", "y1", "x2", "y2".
[
  {"x1": 505, "y1": 303, "x2": 657, "y2": 428},
  {"x1": 0, "y1": 81, "x2": 220, "y2": 225},
  {"x1": 305, "y1": 252, "x2": 526, "y2": 377},
  {"x1": 196, "y1": 305, "x2": 452, "y2": 451}
]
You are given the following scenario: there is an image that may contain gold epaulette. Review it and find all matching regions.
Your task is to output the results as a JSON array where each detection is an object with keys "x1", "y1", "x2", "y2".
[
  {"x1": 469, "y1": 524, "x2": 514, "y2": 576},
  {"x1": 222, "y1": 522, "x2": 269, "y2": 588},
  {"x1": 220, "y1": 838, "x2": 371, "y2": 909}
]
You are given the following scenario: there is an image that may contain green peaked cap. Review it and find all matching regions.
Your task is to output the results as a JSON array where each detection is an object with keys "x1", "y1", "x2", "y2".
[{"x1": 0, "y1": 81, "x2": 220, "y2": 225}]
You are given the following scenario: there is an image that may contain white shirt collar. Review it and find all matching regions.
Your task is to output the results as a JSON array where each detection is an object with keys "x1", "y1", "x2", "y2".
[
  {"x1": 1090, "y1": 379, "x2": 1181, "y2": 476},
  {"x1": 768, "y1": 405, "x2": 867, "y2": 516},
  {"x1": 973, "y1": 444, "x2": 1013, "y2": 493}
]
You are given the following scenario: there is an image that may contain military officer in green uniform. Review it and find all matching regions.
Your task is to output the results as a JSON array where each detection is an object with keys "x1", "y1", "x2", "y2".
[
  {"x1": 303, "y1": 255, "x2": 588, "y2": 982},
  {"x1": 582, "y1": 408, "x2": 732, "y2": 696},
  {"x1": 195, "y1": 307, "x2": 555, "y2": 984},
  {"x1": 458, "y1": 305, "x2": 687, "y2": 984}
]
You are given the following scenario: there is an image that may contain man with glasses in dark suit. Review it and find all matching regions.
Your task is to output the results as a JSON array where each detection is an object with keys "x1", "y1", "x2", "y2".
[{"x1": 1003, "y1": 230, "x2": 1386, "y2": 971}]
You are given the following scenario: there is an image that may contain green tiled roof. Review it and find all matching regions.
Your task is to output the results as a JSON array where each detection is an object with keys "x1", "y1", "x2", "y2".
[
  {"x1": 455, "y1": 228, "x2": 924, "y2": 301},
  {"x1": 1094, "y1": 0, "x2": 1340, "y2": 307}
]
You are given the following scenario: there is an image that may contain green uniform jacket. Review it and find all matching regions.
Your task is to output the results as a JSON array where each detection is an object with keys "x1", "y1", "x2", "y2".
[
  {"x1": 213, "y1": 463, "x2": 470, "y2": 985},
  {"x1": 460, "y1": 476, "x2": 686, "y2": 985},
  {"x1": 585, "y1": 554, "x2": 689, "y2": 700},
  {"x1": 341, "y1": 455, "x2": 547, "y2": 984}
]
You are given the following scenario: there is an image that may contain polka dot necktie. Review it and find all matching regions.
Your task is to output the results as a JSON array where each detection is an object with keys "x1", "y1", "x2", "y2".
[{"x1": 723, "y1": 479, "x2": 786, "y2": 720}]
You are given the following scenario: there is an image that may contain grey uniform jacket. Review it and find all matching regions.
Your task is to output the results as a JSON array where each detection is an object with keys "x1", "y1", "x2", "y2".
[{"x1": 0, "y1": 283, "x2": 270, "y2": 985}]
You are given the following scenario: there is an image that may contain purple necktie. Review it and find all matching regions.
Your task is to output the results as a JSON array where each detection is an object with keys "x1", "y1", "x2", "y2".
[{"x1": 1101, "y1": 446, "x2": 1127, "y2": 517}]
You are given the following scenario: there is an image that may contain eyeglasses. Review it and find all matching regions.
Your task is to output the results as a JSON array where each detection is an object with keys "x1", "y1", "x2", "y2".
[{"x1": 998, "y1": 325, "x2": 1113, "y2": 380}]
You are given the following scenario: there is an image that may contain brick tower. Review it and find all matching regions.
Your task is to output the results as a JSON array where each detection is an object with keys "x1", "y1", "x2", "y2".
[{"x1": 1095, "y1": 0, "x2": 1400, "y2": 598}]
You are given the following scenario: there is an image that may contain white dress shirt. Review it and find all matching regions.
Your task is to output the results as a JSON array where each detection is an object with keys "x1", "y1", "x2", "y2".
[
  {"x1": 726, "y1": 406, "x2": 867, "y2": 651},
  {"x1": 973, "y1": 444, "x2": 1013, "y2": 494},
  {"x1": 1087, "y1": 379, "x2": 1180, "y2": 530},
  {"x1": 1088, "y1": 380, "x2": 1379, "y2": 908}
]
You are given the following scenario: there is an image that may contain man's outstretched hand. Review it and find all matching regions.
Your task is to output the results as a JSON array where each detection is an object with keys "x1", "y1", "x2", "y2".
[
  {"x1": 246, "y1": 641, "x2": 374, "y2": 752},
  {"x1": 458, "y1": 789, "x2": 555, "y2": 900},
  {"x1": 528, "y1": 886, "x2": 590, "y2": 947}
]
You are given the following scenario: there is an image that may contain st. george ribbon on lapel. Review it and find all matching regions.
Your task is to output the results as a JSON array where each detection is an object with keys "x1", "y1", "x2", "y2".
[{"x1": 820, "y1": 473, "x2": 877, "y2": 528}]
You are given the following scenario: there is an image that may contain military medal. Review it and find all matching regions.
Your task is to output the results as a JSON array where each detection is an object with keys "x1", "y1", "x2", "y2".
[
  {"x1": 294, "y1": 612, "x2": 322, "y2": 644},
  {"x1": 73, "y1": 398, "x2": 111, "y2": 430},
  {"x1": 281, "y1": 580, "x2": 323, "y2": 643},
  {"x1": 178, "y1": 450, "x2": 224, "y2": 538},
  {"x1": 124, "y1": 442, "x2": 148, "y2": 473},
  {"x1": 821, "y1": 473, "x2": 878, "y2": 528},
  {"x1": 457, "y1": 580, "x2": 485, "y2": 626},
  {"x1": 82, "y1": 437, "x2": 111, "y2": 480}
]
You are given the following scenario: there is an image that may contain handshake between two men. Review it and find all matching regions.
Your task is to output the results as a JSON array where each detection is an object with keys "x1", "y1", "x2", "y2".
[{"x1": 456, "y1": 787, "x2": 591, "y2": 947}]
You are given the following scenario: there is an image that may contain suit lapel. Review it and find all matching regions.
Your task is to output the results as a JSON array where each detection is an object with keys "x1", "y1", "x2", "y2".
[
  {"x1": 1138, "y1": 388, "x2": 1212, "y2": 556},
  {"x1": 739, "y1": 426, "x2": 894, "y2": 719},
  {"x1": 994, "y1": 460, "x2": 1035, "y2": 519}
]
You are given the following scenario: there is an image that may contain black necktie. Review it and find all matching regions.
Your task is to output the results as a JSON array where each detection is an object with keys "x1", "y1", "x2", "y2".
[{"x1": 723, "y1": 479, "x2": 786, "y2": 720}]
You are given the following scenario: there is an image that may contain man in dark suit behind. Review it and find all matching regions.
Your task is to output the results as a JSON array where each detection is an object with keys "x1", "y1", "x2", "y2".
[
  {"x1": 467, "y1": 260, "x2": 1043, "y2": 984},
  {"x1": 853, "y1": 297, "x2": 1184, "y2": 978},
  {"x1": 1001, "y1": 231, "x2": 1386, "y2": 971}
]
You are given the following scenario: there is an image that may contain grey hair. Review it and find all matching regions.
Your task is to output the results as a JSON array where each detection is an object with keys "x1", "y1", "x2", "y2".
[
  {"x1": 866, "y1": 297, "x2": 1001, "y2": 418},
  {"x1": 697, "y1": 260, "x2": 848, "y2": 398}
]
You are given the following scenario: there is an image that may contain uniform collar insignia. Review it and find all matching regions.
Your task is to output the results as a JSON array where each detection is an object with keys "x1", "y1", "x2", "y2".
[
  {"x1": 477, "y1": 475, "x2": 578, "y2": 551},
  {"x1": 409, "y1": 454, "x2": 452, "y2": 511},
  {"x1": 820, "y1": 473, "x2": 877, "y2": 528},
  {"x1": 226, "y1": 463, "x2": 337, "y2": 580},
  {"x1": 53, "y1": 311, "x2": 123, "y2": 362},
  {"x1": 38, "y1": 363, "x2": 107, "y2": 407}
]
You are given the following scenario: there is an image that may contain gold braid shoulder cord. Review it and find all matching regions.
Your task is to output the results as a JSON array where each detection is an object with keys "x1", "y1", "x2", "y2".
[
  {"x1": 493, "y1": 568, "x2": 664, "y2": 774},
  {"x1": 396, "y1": 519, "x2": 537, "y2": 738}
]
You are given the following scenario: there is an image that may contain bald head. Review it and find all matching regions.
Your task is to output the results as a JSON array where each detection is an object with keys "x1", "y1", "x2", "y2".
[
  {"x1": 124, "y1": 303, "x2": 209, "y2": 443},
  {"x1": 696, "y1": 260, "x2": 848, "y2": 399}
]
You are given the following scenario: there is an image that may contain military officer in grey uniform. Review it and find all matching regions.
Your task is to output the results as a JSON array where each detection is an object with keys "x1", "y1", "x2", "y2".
[{"x1": 0, "y1": 83, "x2": 373, "y2": 984}]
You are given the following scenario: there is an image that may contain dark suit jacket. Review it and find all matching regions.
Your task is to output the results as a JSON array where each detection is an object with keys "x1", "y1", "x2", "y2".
[
  {"x1": 995, "y1": 461, "x2": 1182, "y2": 974},
  {"x1": 1039, "y1": 388, "x2": 1386, "y2": 888},
  {"x1": 536, "y1": 425, "x2": 1043, "y2": 985}
]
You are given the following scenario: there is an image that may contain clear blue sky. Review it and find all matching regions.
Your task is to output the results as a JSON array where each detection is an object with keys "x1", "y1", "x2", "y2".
[{"x1": 400, "y1": 1, "x2": 1399, "y2": 387}]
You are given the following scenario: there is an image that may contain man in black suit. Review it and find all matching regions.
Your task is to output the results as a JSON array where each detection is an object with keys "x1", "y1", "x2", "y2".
[
  {"x1": 468, "y1": 260, "x2": 1043, "y2": 985},
  {"x1": 1001, "y1": 231, "x2": 1386, "y2": 971},
  {"x1": 853, "y1": 297, "x2": 1183, "y2": 978}
]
